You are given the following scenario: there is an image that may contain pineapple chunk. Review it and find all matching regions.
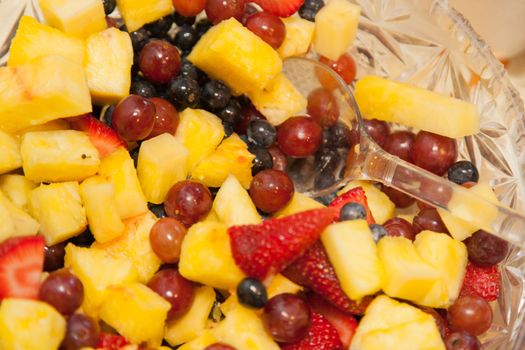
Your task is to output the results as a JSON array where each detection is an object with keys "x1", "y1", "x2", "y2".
[
  {"x1": 0, "y1": 55, "x2": 91, "y2": 133},
  {"x1": 0, "y1": 191, "x2": 39, "y2": 241},
  {"x1": 165, "y1": 286, "x2": 216, "y2": 346},
  {"x1": 39, "y1": 0, "x2": 106, "y2": 39},
  {"x1": 188, "y1": 18, "x2": 282, "y2": 95},
  {"x1": 93, "y1": 212, "x2": 160, "y2": 283},
  {"x1": 29, "y1": 182, "x2": 87, "y2": 245},
  {"x1": 98, "y1": 148, "x2": 148, "y2": 220},
  {"x1": 350, "y1": 295, "x2": 445, "y2": 350},
  {"x1": 191, "y1": 134, "x2": 255, "y2": 189},
  {"x1": 355, "y1": 76, "x2": 480, "y2": 138},
  {"x1": 274, "y1": 192, "x2": 325, "y2": 217},
  {"x1": 414, "y1": 231, "x2": 468, "y2": 307},
  {"x1": 0, "y1": 131, "x2": 22, "y2": 174},
  {"x1": 0, "y1": 174, "x2": 36, "y2": 212},
  {"x1": 213, "y1": 174, "x2": 261, "y2": 226},
  {"x1": 248, "y1": 74, "x2": 307, "y2": 126},
  {"x1": 85, "y1": 27, "x2": 134, "y2": 105},
  {"x1": 80, "y1": 176, "x2": 125, "y2": 243},
  {"x1": 8, "y1": 16, "x2": 85, "y2": 66},
  {"x1": 178, "y1": 330, "x2": 218, "y2": 350},
  {"x1": 201, "y1": 209, "x2": 221, "y2": 224},
  {"x1": 64, "y1": 244, "x2": 139, "y2": 318},
  {"x1": 99, "y1": 282, "x2": 171, "y2": 345},
  {"x1": 21, "y1": 130, "x2": 100, "y2": 183},
  {"x1": 0, "y1": 298, "x2": 66, "y2": 350},
  {"x1": 321, "y1": 220, "x2": 384, "y2": 300},
  {"x1": 314, "y1": 0, "x2": 361, "y2": 61},
  {"x1": 179, "y1": 222, "x2": 246, "y2": 290},
  {"x1": 0, "y1": 192, "x2": 15, "y2": 241},
  {"x1": 116, "y1": 0, "x2": 174, "y2": 32},
  {"x1": 137, "y1": 133, "x2": 189, "y2": 204},
  {"x1": 278, "y1": 17, "x2": 315, "y2": 59},
  {"x1": 267, "y1": 274, "x2": 303, "y2": 298},
  {"x1": 16, "y1": 119, "x2": 70, "y2": 135},
  {"x1": 338, "y1": 180, "x2": 395, "y2": 224},
  {"x1": 175, "y1": 109, "x2": 225, "y2": 171}
]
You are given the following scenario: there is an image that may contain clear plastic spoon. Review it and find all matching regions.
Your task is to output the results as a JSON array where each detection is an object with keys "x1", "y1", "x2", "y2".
[{"x1": 282, "y1": 56, "x2": 525, "y2": 247}]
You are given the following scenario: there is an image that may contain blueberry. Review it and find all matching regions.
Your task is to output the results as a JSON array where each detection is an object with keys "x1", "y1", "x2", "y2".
[
  {"x1": 195, "y1": 19, "x2": 213, "y2": 37},
  {"x1": 223, "y1": 123, "x2": 235, "y2": 137},
  {"x1": 237, "y1": 277, "x2": 268, "y2": 309},
  {"x1": 173, "y1": 12, "x2": 196, "y2": 26},
  {"x1": 315, "y1": 193, "x2": 337, "y2": 206},
  {"x1": 303, "y1": 0, "x2": 325, "y2": 11},
  {"x1": 217, "y1": 99, "x2": 242, "y2": 125},
  {"x1": 145, "y1": 16, "x2": 174, "y2": 38},
  {"x1": 315, "y1": 147, "x2": 341, "y2": 173},
  {"x1": 329, "y1": 122, "x2": 352, "y2": 149},
  {"x1": 314, "y1": 170, "x2": 337, "y2": 189},
  {"x1": 149, "y1": 204, "x2": 167, "y2": 218},
  {"x1": 447, "y1": 160, "x2": 479, "y2": 185},
  {"x1": 340, "y1": 202, "x2": 366, "y2": 221},
  {"x1": 298, "y1": 7, "x2": 318, "y2": 22},
  {"x1": 180, "y1": 59, "x2": 203, "y2": 81},
  {"x1": 173, "y1": 25, "x2": 198, "y2": 51},
  {"x1": 251, "y1": 148, "x2": 274, "y2": 175},
  {"x1": 131, "y1": 79, "x2": 157, "y2": 98},
  {"x1": 102, "y1": 0, "x2": 116, "y2": 15},
  {"x1": 168, "y1": 75, "x2": 200, "y2": 110},
  {"x1": 130, "y1": 28, "x2": 150, "y2": 52},
  {"x1": 247, "y1": 120, "x2": 276, "y2": 148},
  {"x1": 370, "y1": 224, "x2": 388, "y2": 243},
  {"x1": 201, "y1": 80, "x2": 231, "y2": 110},
  {"x1": 101, "y1": 105, "x2": 115, "y2": 128}
]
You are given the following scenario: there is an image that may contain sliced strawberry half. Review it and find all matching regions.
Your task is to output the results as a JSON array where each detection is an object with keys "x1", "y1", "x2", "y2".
[
  {"x1": 97, "y1": 332, "x2": 130, "y2": 350},
  {"x1": 0, "y1": 235, "x2": 45, "y2": 300},
  {"x1": 281, "y1": 312, "x2": 344, "y2": 350},
  {"x1": 253, "y1": 0, "x2": 305, "y2": 17},
  {"x1": 229, "y1": 207, "x2": 337, "y2": 280},
  {"x1": 70, "y1": 114, "x2": 126, "y2": 157},
  {"x1": 328, "y1": 186, "x2": 375, "y2": 224},
  {"x1": 283, "y1": 241, "x2": 371, "y2": 315},
  {"x1": 459, "y1": 262, "x2": 501, "y2": 302}
]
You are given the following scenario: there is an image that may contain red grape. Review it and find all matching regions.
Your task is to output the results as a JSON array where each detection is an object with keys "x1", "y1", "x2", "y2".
[
  {"x1": 60, "y1": 313, "x2": 100, "y2": 350},
  {"x1": 464, "y1": 230, "x2": 509, "y2": 267},
  {"x1": 235, "y1": 104, "x2": 265, "y2": 135},
  {"x1": 164, "y1": 180, "x2": 212, "y2": 227},
  {"x1": 277, "y1": 116, "x2": 323, "y2": 158},
  {"x1": 150, "y1": 217, "x2": 187, "y2": 263},
  {"x1": 147, "y1": 97, "x2": 180, "y2": 139},
  {"x1": 411, "y1": 131, "x2": 457, "y2": 176},
  {"x1": 384, "y1": 130, "x2": 415, "y2": 162},
  {"x1": 383, "y1": 217, "x2": 416, "y2": 240},
  {"x1": 444, "y1": 331, "x2": 481, "y2": 350},
  {"x1": 268, "y1": 145, "x2": 287, "y2": 171},
  {"x1": 39, "y1": 269, "x2": 84, "y2": 315},
  {"x1": 147, "y1": 268, "x2": 195, "y2": 320},
  {"x1": 262, "y1": 293, "x2": 311, "y2": 343},
  {"x1": 249, "y1": 169, "x2": 294, "y2": 213},
  {"x1": 44, "y1": 242, "x2": 66, "y2": 272},
  {"x1": 204, "y1": 344, "x2": 237, "y2": 350},
  {"x1": 319, "y1": 53, "x2": 357, "y2": 85},
  {"x1": 241, "y1": 3, "x2": 259, "y2": 24},
  {"x1": 447, "y1": 295, "x2": 492, "y2": 335},
  {"x1": 245, "y1": 12, "x2": 286, "y2": 49},
  {"x1": 139, "y1": 40, "x2": 181, "y2": 84},
  {"x1": 363, "y1": 119, "x2": 390, "y2": 148},
  {"x1": 112, "y1": 95, "x2": 156, "y2": 141},
  {"x1": 307, "y1": 88, "x2": 340, "y2": 128},
  {"x1": 172, "y1": 0, "x2": 207, "y2": 17},
  {"x1": 205, "y1": 0, "x2": 245, "y2": 24},
  {"x1": 381, "y1": 185, "x2": 415, "y2": 208},
  {"x1": 413, "y1": 208, "x2": 449, "y2": 234}
]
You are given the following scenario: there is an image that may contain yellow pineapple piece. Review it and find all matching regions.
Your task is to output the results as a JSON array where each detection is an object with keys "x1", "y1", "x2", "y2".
[
  {"x1": 338, "y1": 180, "x2": 395, "y2": 224},
  {"x1": 0, "y1": 192, "x2": 15, "y2": 241},
  {"x1": 165, "y1": 286, "x2": 216, "y2": 346},
  {"x1": 175, "y1": 109, "x2": 225, "y2": 171},
  {"x1": 350, "y1": 295, "x2": 445, "y2": 350},
  {"x1": 267, "y1": 274, "x2": 303, "y2": 298},
  {"x1": 137, "y1": 133, "x2": 189, "y2": 204},
  {"x1": 248, "y1": 74, "x2": 307, "y2": 126},
  {"x1": 191, "y1": 133, "x2": 255, "y2": 189},
  {"x1": 188, "y1": 18, "x2": 282, "y2": 95},
  {"x1": 21, "y1": 130, "x2": 100, "y2": 183},
  {"x1": 321, "y1": 220, "x2": 384, "y2": 300},
  {"x1": 64, "y1": 244, "x2": 139, "y2": 318},
  {"x1": 80, "y1": 176, "x2": 125, "y2": 243},
  {"x1": 8, "y1": 16, "x2": 85, "y2": 66},
  {"x1": 39, "y1": 0, "x2": 106, "y2": 39},
  {"x1": 179, "y1": 222, "x2": 245, "y2": 290},
  {"x1": 212, "y1": 174, "x2": 261, "y2": 226},
  {"x1": 0, "y1": 131, "x2": 22, "y2": 175},
  {"x1": 278, "y1": 17, "x2": 315, "y2": 59},
  {"x1": 0, "y1": 191, "x2": 39, "y2": 241},
  {"x1": 29, "y1": 182, "x2": 87, "y2": 245},
  {"x1": 93, "y1": 212, "x2": 160, "y2": 283},
  {"x1": 116, "y1": 0, "x2": 174, "y2": 32},
  {"x1": 0, "y1": 55, "x2": 91, "y2": 133},
  {"x1": 355, "y1": 76, "x2": 480, "y2": 138},
  {"x1": 99, "y1": 282, "x2": 171, "y2": 345},
  {"x1": 201, "y1": 209, "x2": 221, "y2": 224},
  {"x1": 98, "y1": 148, "x2": 148, "y2": 220},
  {"x1": 0, "y1": 174, "x2": 36, "y2": 212},
  {"x1": 274, "y1": 192, "x2": 325, "y2": 217},
  {"x1": 17, "y1": 119, "x2": 71, "y2": 135},
  {"x1": 0, "y1": 298, "x2": 66, "y2": 350},
  {"x1": 85, "y1": 27, "x2": 134, "y2": 105},
  {"x1": 178, "y1": 330, "x2": 218, "y2": 350}
]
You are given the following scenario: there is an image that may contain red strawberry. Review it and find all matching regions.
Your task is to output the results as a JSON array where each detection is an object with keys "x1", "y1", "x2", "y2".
[
  {"x1": 459, "y1": 262, "x2": 501, "y2": 302},
  {"x1": 0, "y1": 235, "x2": 45, "y2": 300},
  {"x1": 307, "y1": 293, "x2": 358, "y2": 348},
  {"x1": 97, "y1": 333, "x2": 130, "y2": 350},
  {"x1": 229, "y1": 208, "x2": 337, "y2": 280},
  {"x1": 281, "y1": 312, "x2": 344, "y2": 350},
  {"x1": 253, "y1": 0, "x2": 305, "y2": 17},
  {"x1": 70, "y1": 114, "x2": 126, "y2": 157},
  {"x1": 328, "y1": 187, "x2": 375, "y2": 224},
  {"x1": 282, "y1": 241, "x2": 371, "y2": 315}
]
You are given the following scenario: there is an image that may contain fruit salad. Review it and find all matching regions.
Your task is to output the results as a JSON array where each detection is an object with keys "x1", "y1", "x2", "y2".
[{"x1": 0, "y1": 0, "x2": 508, "y2": 350}]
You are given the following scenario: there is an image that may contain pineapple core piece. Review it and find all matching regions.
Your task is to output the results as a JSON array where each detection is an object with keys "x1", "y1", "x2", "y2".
[
  {"x1": 0, "y1": 299, "x2": 66, "y2": 350},
  {"x1": 38, "y1": 0, "x2": 106, "y2": 39},
  {"x1": 188, "y1": 18, "x2": 282, "y2": 95},
  {"x1": 0, "y1": 131, "x2": 22, "y2": 175},
  {"x1": 355, "y1": 76, "x2": 480, "y2": 138},
  {"x1": 21, "y1": 130, "x2": 100, "y2": 183},
  {"x1": 8, "y1": 16, "x2": 85, "y2": 66},
  {"x1": 29, "y1": 182, "x2": 87, "y2": 245},
  {"x1": 0, "y1": 55, "x2": 91, "y2": 133},
  {"x1": 85, "y1": 27, "x2": 133, "y2": 105},
  {"x1": 116, "y1": 0, "x2": 174, "y2": 32}
]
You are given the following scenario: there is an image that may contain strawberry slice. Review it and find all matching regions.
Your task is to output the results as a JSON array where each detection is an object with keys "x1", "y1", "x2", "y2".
[
  {"x1": 459, "y1": 262, "x2": 501, "y2": 302},
  {"x1": 0, "y1": 236, "x2": 45, "y2": 300},
  {"x1": 97, "y1": 332, "x2": 130, "y2": 350},
  {"x1": 70, "y1": 114, "x2": 126, "y2": 157},
  {"x1": 253, "y1": 0, "x2": 305, "y2": 17},
  {"x1": 307, "y1": 293, "x2": 359, "y2": 349},
  {"x1": 283, "y1": 241, "x2": 371, "y2": 315},
  {"x1": 328, "y1": 187, "x2": 375, "y2": 224},
  {"x1": 282, "y1": 312, "x2": 344, "y2": 350},
  {"x1": 229, "y1": 208, "x2": 337, "y2": 280}
]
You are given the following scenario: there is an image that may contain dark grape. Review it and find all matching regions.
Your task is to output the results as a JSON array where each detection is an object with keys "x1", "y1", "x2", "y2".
[
  {"x1": 139, "y1": 40, "x2": 181, "y2": 84},
  {"x1": 60, "y1": 314, "x2": 100, "y2": 350},
  {"x1": 145, "y1": 16, "x2": 174, "y2": 37},
  {"x1": 147, "y1": 97, "x2": 179, "y2": 138},
  {"x1": 268, "y1": 145, "x2": 287, "y2": 171},
  {"x1": 340, "y1": 202, "x2": 366, "y2": 221},
  {"x1": 251, "y1": 148, "x2": 274, "y2": 175},
  {"x1": 249, "y1": 169, "x2": 294, "y2": 213},
  {"x1": 448, "y1": 161, "x2": 479, "y2": 185},
  {"x1": 245, "y1": 12, "x2": 286, "y2": 49},
  {"x1": 205, "y1": 0, "x2": 245, "y2": 24},
  {"x1": 307, "y1": 88, "x2": 339, "y2": 128},
  {"x1": 447, "y1": 295, "x2": 492, "y2": 335},
  {"x1": 168, "y1": 75, "x2": 201, "y2": 110},
  {"x1": 445, "y1": 331, "x2": 481, "y2": 350},
  {"x1": 277, "y1": 116, "x2": 323, "y2": 158},
  {"x1": 102, "y1": 0, "x2": 116, "y2": 15},
  {"x1": 263, "y1": 293, "x2": 311, "y2": 343},
  {"x1": 328, "y1": 122, "x2": 353, "y2": 149},
  {"x1": 202, "y1": 80, "x2": 231, "y2": 111},
  {"x1": 383, "y1": 217, "x2": 416, "y2": 240},
  {"x1": 381, "y1": 185, "x2": 415, "y2": 208},
  {"x1": 39, "y1": 269, "x2": 84, "y2": 315},
  {"x1": 384, "y1": 131, "x2": 415, "y2": 162},
  {"x1": 44, "y1": 242, "x2": 66, "y2": 272},
  {"x1": 112, "y1": 95, "x2": 156, "y2": 141},
  {"x1": 411, "y1": 131, "x2": 457, "y2": 176},
  {"x1": 247, "y1": 119, "x2": 277, "y2": 148},
  {"x1": 464, "y1": 230, "x2": 509, "y2": 266},
  {"x1": 173, "y1": 25, "x2": 199, "y2": 51},
  {"x1": 237, "y1": 277, "x2": 267, "y2": 309},
  {"x1": 164, "y1": 180, "x2": 212, "y2": 227},
  {"x1": 363, "y1": 119, "x2": 390, "y2": 148},
  {"x1": 172, "y1": 0, "x2": 207, "y2": 17},
  {"x1": 413, "y1": 208, "x2": 449, "y2": 234},
  {"x1": 150, "y1": 217, "x2": 187, "y2": 263},
  {"x1": 131, "y1": 79, "x2": 157, "y2": 98},
  {"x1": 148, "y1": 269, "x2": 195, "y2": 320}
]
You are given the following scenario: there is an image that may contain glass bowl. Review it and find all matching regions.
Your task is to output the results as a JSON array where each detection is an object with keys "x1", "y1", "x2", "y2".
[{"x1": 2, "y1": 0, "x2": 525, "y2": 348}]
